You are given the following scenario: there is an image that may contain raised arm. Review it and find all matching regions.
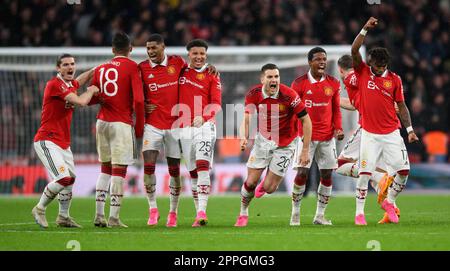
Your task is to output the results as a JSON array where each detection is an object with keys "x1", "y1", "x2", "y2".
[{"x1": 352, "y1": 17, "x2": 378, "y2": 69}]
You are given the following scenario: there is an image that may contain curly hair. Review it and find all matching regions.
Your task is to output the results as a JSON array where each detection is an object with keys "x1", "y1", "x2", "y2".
[{"x1": 368, "y1": 47, "x2": 390, "y2": 66}]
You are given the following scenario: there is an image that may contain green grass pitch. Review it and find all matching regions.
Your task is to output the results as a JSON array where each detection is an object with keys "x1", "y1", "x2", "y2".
[{"x1": 1, "y1": 194, "x2": 449, "y2": 251}]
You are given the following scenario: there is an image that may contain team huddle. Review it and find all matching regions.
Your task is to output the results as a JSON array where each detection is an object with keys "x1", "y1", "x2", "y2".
[{"x1": 31, "y1": 17, "x2": 418, "y2": 229}]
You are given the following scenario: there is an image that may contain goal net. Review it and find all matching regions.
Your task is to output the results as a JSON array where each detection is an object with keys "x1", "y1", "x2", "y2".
[{"x1": 0, "y1": 45, "x2": 363, "y2": 195}]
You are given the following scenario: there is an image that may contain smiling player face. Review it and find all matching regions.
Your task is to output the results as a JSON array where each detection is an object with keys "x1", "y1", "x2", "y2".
[
  {"x1": 309, "y1": 52, "x2": 327, "y2": 77},
  {"x1": 261, "y1": 69, "x2": 280, "y2": 96},
  {"x1": 57, "y1": 57, "x2": 76, "y2": 81},
  {"x1": 146, "y1": 41, "x2": 165, "y2": 64},
  {"x1": 188, "y1": 46, "x2": 207, "y2": 69}
]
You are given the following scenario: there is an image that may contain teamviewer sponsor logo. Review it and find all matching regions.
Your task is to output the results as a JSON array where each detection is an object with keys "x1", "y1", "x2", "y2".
[{"x1": 179, "y1": 77, "x2": 204, "y2": 89}]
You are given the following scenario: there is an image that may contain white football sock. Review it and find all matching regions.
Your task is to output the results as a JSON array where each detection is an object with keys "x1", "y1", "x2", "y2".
[
  {"x1": 240, "y1": 183, "x2": 254, "y2": 216},
  {"x1": 191, "y1": 177, "x2": 199, "y2": 212},
  {"x1": 38, "y1": 181, "x2": 64, "y2": 209},
  {"x1": 58, "y1": 185, "x2": 73, "y2": 218},
  {"x1": 95, "y1": 173, "x2": 110, "y2": 216},
  {"x1": 143, "y1": 174, "x2": 157, "y2": 209},
  {"x1": 356, "y1": 174, "x2": 370, "y2": 215},
  {"x1": 197, "y1": 171, "x2": 210, "y2": 213},
  {"x1": 291, "y1": 184, "x2": 306, "y2": 215},
  {"x1": 109, "y1": 176, "x2": 124, "y2": 219},
  {"x1": 387, "y1": 174, "x2": 408, "y2": 204},
  {"x1": 169, "y1": 176, "x2": 182, "y2": 213},
  {"x1": 316, "y1": 184, "x2": 332, "y2": 216}
]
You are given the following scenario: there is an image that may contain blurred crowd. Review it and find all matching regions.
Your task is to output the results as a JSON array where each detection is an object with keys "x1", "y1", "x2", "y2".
[{"x1": 0, "y1": 0, "x2": 448, "y2": 163}]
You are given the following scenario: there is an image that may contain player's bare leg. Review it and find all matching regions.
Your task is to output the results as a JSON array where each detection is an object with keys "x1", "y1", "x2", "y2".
[
  {"x1": 290, "y1": 167, "x2": 308, "y2": 226},
  {"x1": 143, "y1": 150, "x2": 160, "y2": 226},
  {"x1": 32, "y1": 177, "x2": 72, "y2": 228},
  {"x1": 167, "y1": 157, "x2": 181, "y2": 227},
  {"x1": 313, "y1": 169, "x2": 333, "y2": 225},
  {"x1": 94, "y1": 162, "x2": 111, "y2": 227},
  {"x1": 108, "y1": 164, "x2": 128, "y2": 228},
  {"x1": 235, "y1": 167, "x2": 264, "y2": 227},
  {"x1": 193, "y1": 160, "x2": 211, "y2": 227}
]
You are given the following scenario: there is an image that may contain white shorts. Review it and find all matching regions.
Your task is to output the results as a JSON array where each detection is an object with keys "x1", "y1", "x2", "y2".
[
  {"x1": 292, "y1": 137, "x2": 338, "y2": 169},
  {"x1": 339, "y1": 125, "x2": 393, "y2": 174},
  {"x1": 179, "y1": 122, "x2": 216, "y2": 171},
  {"x1": 359, "y1": 129, "x2": 410, "y2": 175},
  {"x1": 96, "y1": 120, "x2": 138, "y2": 165},
  {"x1": 34, "y1": 140, "x2": 75, "y2": 181},
  {"x1": 339, "y1": 126, "x2": 362, "y2": 161},
  {"x1": 247, "y1": 133, "x2": 297, "y2": 177},
  {"x1": 142, "y1": 124, "x2": 181, "y2": 159}
]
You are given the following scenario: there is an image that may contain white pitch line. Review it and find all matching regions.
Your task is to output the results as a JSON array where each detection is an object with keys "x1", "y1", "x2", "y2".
[{"x1": 0, "y1": 230, "x2": 446, "y2": 236}]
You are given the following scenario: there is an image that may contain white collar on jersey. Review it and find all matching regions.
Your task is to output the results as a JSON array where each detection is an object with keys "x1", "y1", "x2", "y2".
[
  {"x1": 188, "y1": 63, "x2": 209, "y2": 73},
  {"x1": 262, "y1": 86, "x2": 279, "y2": 99},
  {"x1": 307, "y1": 69, "x2": 326, "y2": 83},
  {"x1": 370, "y1": 67, "x2": 389, "y2": 78},
  {"x1": 56, "y1": 73, "x2": 74, "y2": 88},
  {"x1": 150, "y1": 54, "x2": 168, "y2": 68}
]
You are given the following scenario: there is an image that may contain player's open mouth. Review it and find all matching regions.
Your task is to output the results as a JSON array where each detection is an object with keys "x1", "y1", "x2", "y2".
[
  {"x1": 67, "y1": 71, "x2": 74, "y2": 76},
  {"x1": 270, "y1": 83, "x2": 277, "y2": 89}
]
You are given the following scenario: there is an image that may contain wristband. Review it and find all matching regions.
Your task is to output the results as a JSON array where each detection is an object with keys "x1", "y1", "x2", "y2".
[
  {"x1": 406, "y1": 126, "x2": 414, "y2": 134},
  {"x1": 360, "y1": 29, "x2": 367, "y2": 36}
]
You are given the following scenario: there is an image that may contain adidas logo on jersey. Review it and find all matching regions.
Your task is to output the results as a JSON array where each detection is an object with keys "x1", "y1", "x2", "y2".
[
  {"x1": 148, "y1": 74, "x2": 154, "y2": 79},
  {"x1": 306, "y1": 90, "x2": 312, "y2": 94}
]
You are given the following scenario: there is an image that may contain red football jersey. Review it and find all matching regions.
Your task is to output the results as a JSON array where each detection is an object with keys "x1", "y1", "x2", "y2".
[
  {"x1": 34, "y1": 75, "x2": 80, "y2": 149},
  {"x1": 291, "y1": 71, "x2": 342, "y2": 141},
  {"x1": 344, "y1": 71, "x2": 360, "y2": 110},
  {"x1": 354, "y1": 61, "x2": 404, "y2": 134},
  {"x1": 91, "y1": 56, "x2": 145, "y2": 137},
  {"x1": 177, "y1": 65, "x2": 222, "y2": 126},
  {"x1": 245, "y1": 84, "x2": 306, "y2": 147},
  {"x1": 139, "y1": 55, "x2": 187, "y2": 130}
]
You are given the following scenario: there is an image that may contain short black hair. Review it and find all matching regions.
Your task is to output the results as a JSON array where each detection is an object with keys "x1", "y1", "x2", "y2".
[
  {"x1": 186, "y1": 39, "x2": 209, "y2": 51},
  {"x1": 368, "y1": 47, "x2": 390, "y2": 66},
  {"x1": 338, "y1": 55, "x2": 353, "y2": 70},
  {"x1": 261, "y1": 63, "x2": 279, "y2": 74},
  {"x1": 147, "y1": 33, "x2": 165, "y2": 44},
  {"x1": 308, "y1": 47, "x2": 327, "y2": 61},
  {"x1": 56, "y1": 53, "x2": 74, "y2": 67},
  {"x1": 112, "y1": 32, "x2": 131, "y2": 53}
]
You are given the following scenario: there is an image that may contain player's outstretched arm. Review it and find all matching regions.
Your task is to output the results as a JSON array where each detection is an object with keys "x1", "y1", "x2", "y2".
[
  {"x1": 240, "y1": 112, "x2": 250, "y2": 151},
  {"x1": 65, "y1": 85, "x2": 99, "y2": 107},
  {"x1": 298, "y1": 113, "x2": 312, "y2": 166},
  {"x1": 352, "y1": 17, "x2": 378, "y2": 69},
  {"x1": 340, "y1": 97, "x2": 356, "y2": 111},
  {"x1": 75, "y1": 68, "x2": 95, "y2": 86},
  {"x1": 397, "y1": 101, "x2": 419, "y2": 143}
]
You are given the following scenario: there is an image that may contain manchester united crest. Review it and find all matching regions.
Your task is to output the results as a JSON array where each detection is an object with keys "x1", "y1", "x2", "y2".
[
  {"x1": 383, "y1": 80, "x2": 393, "y2": 89},
  {"x1": 279, "y1": 104, "x2": 286, "y2": 112},
  {"x1": 196, "y1": 73, "x2": 206, "y2": 80},
  {"x1": 361, "y1": 160, "x2": 367, "y2": 168},
  {"x1": 59, "y1": 166, "x2": 65, "y2": 173},
  {"x1": 167, "y1": 65, "x2": 176, "y2": 75},
  {"x1": 324, "y1": 86, "x2": 333, "y2": 96}
]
